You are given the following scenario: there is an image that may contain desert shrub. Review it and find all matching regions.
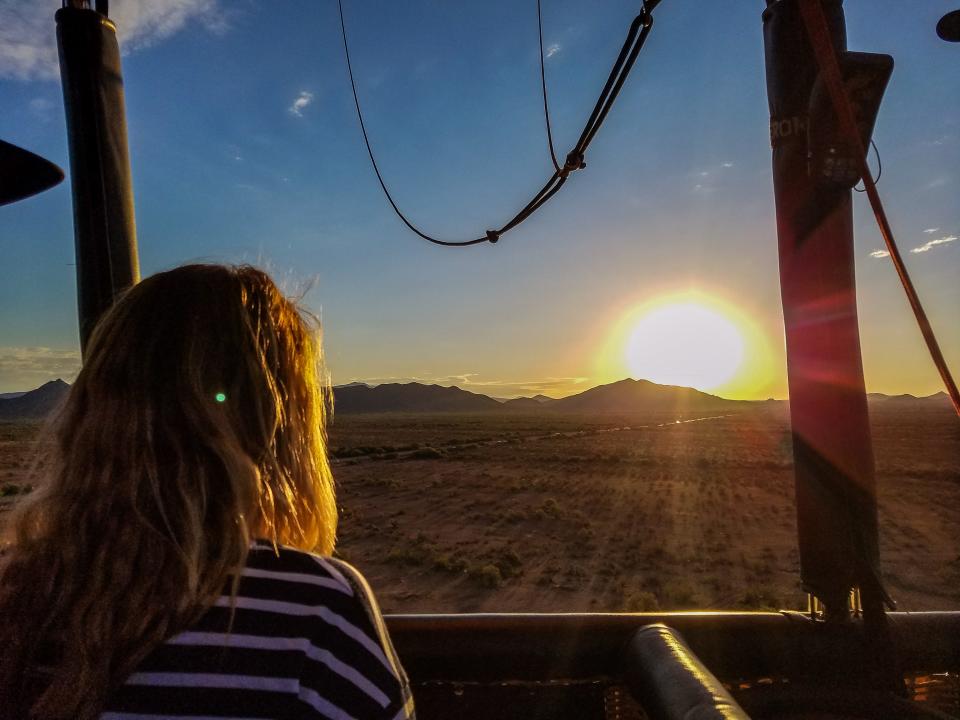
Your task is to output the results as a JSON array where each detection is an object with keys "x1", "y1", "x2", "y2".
[
  {"x1": 470, "y1": 563, "x2": 503, "y2": 588},
  {"x1": 386, "y1": 533, "x2": 433, "y2": 566},
  {"x1": 432, "y1": 552, "x2": 468, "y2": 573},
  {"x1": 561, "y1": 563, "x2": 588, "y2": 589},
  {"x1": 364, "y1": 476, "x2": 402, "y2": 489},
  {"x1": 662, "y1": 579, "x2": 702, "y2": 609},
  {"x1": 504, "y1": 508, "x2": 528, "y2": 523},
  {"x1": 622, "y1": 590, "x2": 660, "y2": 612},
  {"x1": 386, "y1": 546, "x2": 428, "y2": 566},
  {"x1": 534, "y1": 497, "x2": 561, "y2": 520},
  {"x1": 492, "y1": 548, "x2": 523, "y2": 579},
  {"x1": 739, "y1": 587, "x2": 780, "y2": 610}
]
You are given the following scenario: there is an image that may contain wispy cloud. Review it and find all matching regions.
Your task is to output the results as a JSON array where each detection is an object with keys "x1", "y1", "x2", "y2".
[
  {"x1": 545, "y1": 43, "x2": 561, "y2": 59},
  {"x1": 868, "y1": 249, "x2": 890, "y2": 259},
  {"x1": 28, "y1": 97, "x2": 54, "y2": 119},
  {"x1": 924, "y1": 133, "x2": 956, "y2": 147},
  {"x1": 923, "y1": 227, "x2": 940, "y2": 234},
  {"x1": 288, "y1": 90, "x2": 314, "y2": 117},
  {"x1": 0, "y1": 347, "x2": 81, "y2": 392},
  {"x1": 689, "y1": 161, "x2": 735, "y2": 193},
  {"x1": 0, "y1": 1, "x2": 227, "y2": 81},
  {"x1": 910, "y1": 235, "x2": 957, "y2": 254}
]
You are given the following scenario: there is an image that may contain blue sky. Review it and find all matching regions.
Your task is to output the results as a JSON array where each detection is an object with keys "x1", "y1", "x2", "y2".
[{"x1": 1, "y1": 0, "x2": 958, "y2": 398}]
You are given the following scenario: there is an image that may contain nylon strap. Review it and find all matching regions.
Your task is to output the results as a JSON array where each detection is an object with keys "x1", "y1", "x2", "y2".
[{"x1": 799, "y1": 0, "x2": 960, "y2": 417}]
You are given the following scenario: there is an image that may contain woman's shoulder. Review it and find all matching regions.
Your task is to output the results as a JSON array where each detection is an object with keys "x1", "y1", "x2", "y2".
[
  {"x1": 244, "y1": 541, "x2": 415, "y2": 717},
  {"x1": 246, "y1": 539, "x2": 361, "y2": 599},
  {"x1": 242, "y1": 541, "x2": 395, "y2": 643}
]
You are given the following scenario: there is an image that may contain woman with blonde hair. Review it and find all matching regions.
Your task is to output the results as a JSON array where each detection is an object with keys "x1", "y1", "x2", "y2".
[{"x1": 0, "y1": 264, "x2": 414, "y2": 720}]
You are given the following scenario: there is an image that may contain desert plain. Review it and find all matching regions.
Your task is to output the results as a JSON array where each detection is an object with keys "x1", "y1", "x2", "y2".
[{"x1": 2, "y1": 402, "x2": 958, "y2": 613}]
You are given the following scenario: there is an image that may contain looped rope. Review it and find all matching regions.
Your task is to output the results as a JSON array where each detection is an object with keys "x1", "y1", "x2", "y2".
[
  {"x1": 338, "y1": 0, "x2": 660, "y2": 247},
  {"x1": 853, "y1": 139, "x2": 882, "y2": 193}
]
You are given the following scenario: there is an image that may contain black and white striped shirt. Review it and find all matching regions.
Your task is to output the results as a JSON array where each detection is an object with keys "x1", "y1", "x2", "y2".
[{"x1": 101, "y1": 541, "x2": 415, "y2": 720}]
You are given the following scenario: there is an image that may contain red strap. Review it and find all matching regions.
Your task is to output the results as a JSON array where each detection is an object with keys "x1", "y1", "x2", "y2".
[{"x1": 799, "y1": 0, "x2": 960, "y2": 417}]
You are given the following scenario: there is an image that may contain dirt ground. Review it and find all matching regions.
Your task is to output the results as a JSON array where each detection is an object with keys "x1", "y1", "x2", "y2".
[{"x1": 2, "y1": 405, "x2": 958, "y2": 613}]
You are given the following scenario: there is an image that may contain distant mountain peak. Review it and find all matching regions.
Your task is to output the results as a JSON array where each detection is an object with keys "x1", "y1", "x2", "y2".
[
  {"x1": 548, "y1": 377, "x2": 738, "y2": 414},
  {"x1": 0, "y1": 378, "x2": 71, "y2": 420},
  {"x1": 332, "y1": 381, "x2": 501, "y2": 414}
]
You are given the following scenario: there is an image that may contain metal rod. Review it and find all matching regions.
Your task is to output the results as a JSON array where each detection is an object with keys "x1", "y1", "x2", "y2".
[{"x1": 56, "y1": 4, "x2": 140, "y2": 354}]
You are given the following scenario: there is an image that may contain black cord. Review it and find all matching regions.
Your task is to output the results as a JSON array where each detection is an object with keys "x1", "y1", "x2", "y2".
[
  {"x1": 337, "y1": 0, "x2": 489, "y2": 246},
  {"x1": 338, "y1": 0, "x2": 661, "y2": 247},
  {"x1": 537, "y1": 0, "x2": 561, "y2": 173},
  {"x1": 854, "y1": 139, "x2": 882, "y2": 193},
  {"x1": 580, "y1": 15, "x2": 653, "y2": 151},
  {"x1": 572, "y1": 13, "x2": 644, "y2": 155}
]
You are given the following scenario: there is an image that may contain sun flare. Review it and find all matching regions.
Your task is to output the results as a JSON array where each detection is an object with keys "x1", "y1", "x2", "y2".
[
  {"x1": 626, "y1": 302, "x2": 744, "y2": 391},
  {"x1": 596, "y1": 291, "x2": 775, "y2": 398}
]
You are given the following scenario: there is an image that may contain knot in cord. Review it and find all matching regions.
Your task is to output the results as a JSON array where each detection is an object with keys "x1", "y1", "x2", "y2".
[
  {"x1": 485, "y1": 230, "x2": 500, "y2": 244},
  {"x1": 560, "y1": 151, "x2": 586, "y2": 178}
]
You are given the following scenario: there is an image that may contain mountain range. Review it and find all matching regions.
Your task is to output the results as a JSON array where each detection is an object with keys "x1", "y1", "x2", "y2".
[
  {"x1": 0, "y1": 378, "x2": 952, "y2": 421},
  {"x1": 0, "y1": 379, "x2": 70, "y2": 420}
]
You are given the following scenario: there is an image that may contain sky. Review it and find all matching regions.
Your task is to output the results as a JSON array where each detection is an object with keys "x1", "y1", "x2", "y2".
[{"x1": 0, "y1": 0, "x2": 958, "y2": 399}]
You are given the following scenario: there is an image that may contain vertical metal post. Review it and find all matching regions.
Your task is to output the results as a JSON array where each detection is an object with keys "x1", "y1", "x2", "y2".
[
  {"x1": 56, "y1": 4, "x2": 140, "y2": 354},
  {"x1": 762, "y1": 0, "x2": 884, "y2": 621}
]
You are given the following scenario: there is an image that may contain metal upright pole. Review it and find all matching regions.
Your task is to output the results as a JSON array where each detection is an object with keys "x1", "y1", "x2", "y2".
[
  {"x1": 762, "y1": 0, "x2": 888, "y2": 622},
  {"x1": 56, "y1": 2, "x2": 140, "y2": 354}
]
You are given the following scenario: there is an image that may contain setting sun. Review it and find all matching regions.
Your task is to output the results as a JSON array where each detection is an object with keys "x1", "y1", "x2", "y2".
[
  {"x1": 596, "y1": 291, "x2": 776, "y2": 399},
  {"x1": 626, "y1": 302, "x2": 744, "y2": 391}
]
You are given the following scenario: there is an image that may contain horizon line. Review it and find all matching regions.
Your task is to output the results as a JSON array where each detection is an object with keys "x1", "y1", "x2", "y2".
[{"x1": 3, "y1": 376, "x2": 951, "y2": 405}]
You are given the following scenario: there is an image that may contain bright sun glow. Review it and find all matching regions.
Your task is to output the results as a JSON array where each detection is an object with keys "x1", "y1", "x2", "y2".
[
  {"x1": 626, "y1": 302, "x2": 744, "y2": 391},
  {"x1": 596, "y1": 291, "x2": 776, "y2": 399}
]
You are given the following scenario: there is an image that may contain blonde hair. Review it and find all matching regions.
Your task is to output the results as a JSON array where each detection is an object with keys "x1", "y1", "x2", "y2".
[{"x1": 0, "y1": 264, "x2": 336, "y2": 719}]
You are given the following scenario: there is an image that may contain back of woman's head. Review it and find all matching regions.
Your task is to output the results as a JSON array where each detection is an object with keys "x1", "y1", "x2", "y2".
[{"x1": 0, "y1": 264, "x2": 336, "y2": 719}]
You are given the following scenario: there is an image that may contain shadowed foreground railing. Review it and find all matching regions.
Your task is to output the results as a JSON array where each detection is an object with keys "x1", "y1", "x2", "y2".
[{"x1": 387, "y1": 612, "x2": 960, "y2": 719}]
